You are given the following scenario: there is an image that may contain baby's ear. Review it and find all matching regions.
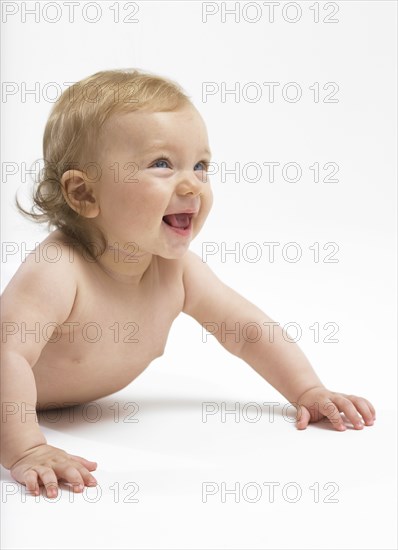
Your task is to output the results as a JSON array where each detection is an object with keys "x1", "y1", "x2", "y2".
[{"x1": 60, "y1": 170, "x2": 99, "y2": 218}]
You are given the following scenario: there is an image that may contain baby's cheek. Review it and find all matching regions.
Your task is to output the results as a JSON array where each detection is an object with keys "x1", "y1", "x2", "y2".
[
  {"x1": 200, "y1": 192, "x2": 213, "y2": 220},
  {"x1": 204, "y1": 186, "x2": 214, "y2": 210},
  {"x1": 193, "y1": 210, "x2": 210, "y2": 237}
]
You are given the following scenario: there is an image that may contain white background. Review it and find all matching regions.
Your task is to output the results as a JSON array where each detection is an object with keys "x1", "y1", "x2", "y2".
[{"x1": 1, "y1": 1, "x2": 397, "y2": 549}]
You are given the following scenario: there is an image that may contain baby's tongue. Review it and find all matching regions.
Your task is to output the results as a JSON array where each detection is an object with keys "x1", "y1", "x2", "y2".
[{"x1": 163, "y1": 213, "x2": 190, "y2": 228}]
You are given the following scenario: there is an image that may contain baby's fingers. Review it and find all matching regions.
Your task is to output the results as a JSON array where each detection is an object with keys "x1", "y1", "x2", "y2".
[
  {"x1": 345, "y1": 395, "x2": 375, "y2": 425},
  {"x1": 322, "y1": 400, "x2": 347, "y2": 431},
  {"x1": 333, "y1": 395, "x2": 366, "y2": 429},
  {"x1": 52, "y1": 463, "x2": 86, "y2": 495},
  {"x1": 23, "y1": 469, "x2": 40, "y2": 496},
  {"x1": 68, "y1": 454, "x2": 98, "y2": 471},
  {"x1": 31, "y1": 466, "x2": 60, "y2": 498},
  {"x1": 296, "y1": 405, "x2": 311, "y2": 430},
  {"x1": 74, "y1": 463, "x2": 98, "y2": 487}
]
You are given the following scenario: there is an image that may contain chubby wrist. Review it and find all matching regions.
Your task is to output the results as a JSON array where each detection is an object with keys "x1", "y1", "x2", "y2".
[
  {"x1": 290, "y1": 384, "x2": 327, "y2": 405},
  {"x1": 1, "y1": 434, "x2": 47, "y2": 470}
]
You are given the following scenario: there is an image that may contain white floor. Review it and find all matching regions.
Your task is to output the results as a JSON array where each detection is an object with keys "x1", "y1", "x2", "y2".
[{"x1": 1, "y1": 342, "x2": 396, "y2": 550}]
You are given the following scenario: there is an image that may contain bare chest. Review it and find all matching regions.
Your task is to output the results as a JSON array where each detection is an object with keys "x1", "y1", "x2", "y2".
[{"x1": 33, "y1": 259, "x2": 184, "y2": 404}]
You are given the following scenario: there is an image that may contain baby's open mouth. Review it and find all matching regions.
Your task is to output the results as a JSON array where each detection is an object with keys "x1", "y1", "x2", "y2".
[{"x1": 162, "y1": 213, "x2": 192, "y2": 230}]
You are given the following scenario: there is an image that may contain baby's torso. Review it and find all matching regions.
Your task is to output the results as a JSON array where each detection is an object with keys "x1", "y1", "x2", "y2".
[{"x1": 33, "y1": 233, "x2": 185, "y2": 409}]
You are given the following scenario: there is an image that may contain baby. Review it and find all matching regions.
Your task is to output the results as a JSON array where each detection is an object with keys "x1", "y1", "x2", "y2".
[{"x1": 1, "y1": 69, "x2": 376, "y2": 499}]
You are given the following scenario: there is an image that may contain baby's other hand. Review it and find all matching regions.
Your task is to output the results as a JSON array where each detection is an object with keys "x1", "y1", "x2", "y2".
[
  {"x1": 9, "y1": 444, "x2": 98, "y2": 498},
  {"x1": 293, "y1": 386, "x2": 376, "y2": 431}
]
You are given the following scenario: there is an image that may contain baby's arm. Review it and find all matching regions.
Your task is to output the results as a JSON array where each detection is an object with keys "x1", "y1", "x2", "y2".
[
  {"x1": 182, "y1": 251, "x2": 376, "y2": 430},
  {"x1": 1, "y1": 245, "x2": 97, "y2": 497}
]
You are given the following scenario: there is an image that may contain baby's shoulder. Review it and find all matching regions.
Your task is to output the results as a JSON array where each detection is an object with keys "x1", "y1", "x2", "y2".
[
  {"x1": 32, "y1": 229, "x2": 84, "y2": 272},
  {"x1": 1, "y1": 230, "x2": 79, "y2": 326},
  {"x1": 3, "y1": 230, "x2": 80, "y2": 292}
]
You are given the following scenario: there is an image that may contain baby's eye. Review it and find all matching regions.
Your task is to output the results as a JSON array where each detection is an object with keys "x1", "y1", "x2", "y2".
[
  {"x1": 194, "y1": 161, "x2": 209, "y2": 171},
  {"x1": 152, "y1": 158, "x2": 171, "y2": 169}
]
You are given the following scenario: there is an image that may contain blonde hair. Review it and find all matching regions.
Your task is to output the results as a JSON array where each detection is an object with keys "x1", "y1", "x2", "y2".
[{"x1": 16, "y1": 68, "x2": 192, "y2": 260}]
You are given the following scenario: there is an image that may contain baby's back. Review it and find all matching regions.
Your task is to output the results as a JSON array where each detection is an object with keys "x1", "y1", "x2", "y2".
[{"x1": 1, "y1": 230, "x2": 185, "y2": 409}]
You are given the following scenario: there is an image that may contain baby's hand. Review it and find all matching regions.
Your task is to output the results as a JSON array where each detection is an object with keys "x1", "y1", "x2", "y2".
[
  {"x1": 9, "y1": 444, "x2": 98, "y2": 498},
  {"x1": 294, "y1": 386, "x2": 376, "y2": 431}
]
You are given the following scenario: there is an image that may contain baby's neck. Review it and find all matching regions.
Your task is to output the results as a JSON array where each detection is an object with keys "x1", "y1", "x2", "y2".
[{"x1": 95, "y1": 246, "x2": 155, "y2": 286}]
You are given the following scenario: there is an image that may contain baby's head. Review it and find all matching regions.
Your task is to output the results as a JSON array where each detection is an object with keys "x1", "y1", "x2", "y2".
[{"x1": 17, "y1": 69, "x2": 213, "y2": 262}]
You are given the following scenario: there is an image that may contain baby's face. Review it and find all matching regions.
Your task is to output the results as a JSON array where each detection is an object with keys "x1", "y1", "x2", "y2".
[{"x1": 93, "y1": 104, "x2": 213, "y2": 259}]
